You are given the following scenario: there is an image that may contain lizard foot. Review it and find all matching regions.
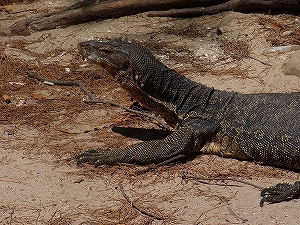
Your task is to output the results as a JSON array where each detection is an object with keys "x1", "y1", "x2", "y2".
[
  {"x1": 260, "y1": 181, "x2": 300, "y2": 206},
  {"x1": 76, "y1": 148, "x2": 117, "y2": 167}
]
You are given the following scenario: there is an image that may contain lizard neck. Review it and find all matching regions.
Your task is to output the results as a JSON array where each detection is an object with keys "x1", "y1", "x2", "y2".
[
  {"x1": 115, "y1": 43, "x2": 214, "y2": 127},
  {"x1": 133, "y1": 60, "x2": 214, "y2": 120}
]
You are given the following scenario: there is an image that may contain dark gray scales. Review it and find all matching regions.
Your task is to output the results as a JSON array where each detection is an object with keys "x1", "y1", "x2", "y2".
[{"x1": 77, "y1": 39, "x2": 300, "y2": 205}]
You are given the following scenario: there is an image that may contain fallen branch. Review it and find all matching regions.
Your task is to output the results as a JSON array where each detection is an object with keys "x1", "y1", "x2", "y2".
[
  {"x1": 2, "y1": 0, "x2": 300, "y2": 36},
  {"x1": 0, "y1": 0, "x2": 214, "y2": 36},
  {"x1": 118, "y1": 183, "x2": 164, "y2": 220},
  {"x1": 147, "y1": 0, "x2": 300, "y2": 17},
  {"x1": 27, "y1": 71, "x2": 171, "y2": 130}
]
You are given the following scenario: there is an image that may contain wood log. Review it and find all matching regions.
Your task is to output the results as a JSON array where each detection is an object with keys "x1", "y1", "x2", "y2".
[
  {"x1": 147, "y1": 0, "x2": 300, "y2": 17},
  {"x1": 0, "y1": 0, "x2": 299, "y2": 36}
]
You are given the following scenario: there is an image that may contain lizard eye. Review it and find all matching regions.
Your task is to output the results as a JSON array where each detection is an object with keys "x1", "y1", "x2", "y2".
[
  {"x1": 121, "y1": 60, "x2": 130, "y2": 70},
  {"x1": 102, "y1": 49, "x2": 111, "y2": 55}
]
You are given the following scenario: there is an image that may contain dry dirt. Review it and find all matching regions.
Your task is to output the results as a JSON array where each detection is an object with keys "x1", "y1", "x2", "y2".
[{"x1": 1, "y1": 1, "x2": 300, "y2": 224}]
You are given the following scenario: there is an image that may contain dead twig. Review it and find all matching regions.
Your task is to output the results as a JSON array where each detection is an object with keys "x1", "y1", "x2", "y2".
[
  {"x1": 85, "y1": 99, "x2": 171, "y2": 130},
  {"x1": 27, "y1": 71, "x2": 97, "y2": 101},
  {"x1": 227, "y1": 203, "x2": 248, "y2": 222},
  {"x1": 182, "y1": 174, "x2": 264, "y2": 189},
  {"x1": 27, "y1": 71, "x2": 171, "y2": 130},
  {"x1": 118, "y1": 183, "x2": 164, "y2": 220},
  {"x1": 229, "y1": 54, "x2": 272, "y2": 66},
  {"x1": 136, "y1": 154, "x2": 186, "y2": 174}
]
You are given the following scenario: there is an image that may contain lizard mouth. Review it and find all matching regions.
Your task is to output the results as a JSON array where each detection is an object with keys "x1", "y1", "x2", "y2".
[
  {"x1": 78, "y1": 41, "x2": 120, "y2": 77},
  {"x1": 78, "y1": 40, "x2": 131, "y2": 78}
]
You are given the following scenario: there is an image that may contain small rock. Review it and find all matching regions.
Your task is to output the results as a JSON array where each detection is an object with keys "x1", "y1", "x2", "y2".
[
  {"x1": 262, "y1": 45, "x2": 300, "y2": 54},
  {"x1": 16, "y1": 99, "x2": 26, "y2": 106},
  {"x1": 282, "y1": 49, "x2": 300, "y2": 77},
  {"x1": 281, "y1": 30, "x2": 294, "y2": 37}
]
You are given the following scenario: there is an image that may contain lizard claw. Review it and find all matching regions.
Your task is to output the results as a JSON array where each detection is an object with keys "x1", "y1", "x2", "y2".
[
  {"x1": 260, "y1": 181, "x2": 300, "y2": 206},
  {"x1": 76, "y1": 148, "x2": 116, "y2": 167}
]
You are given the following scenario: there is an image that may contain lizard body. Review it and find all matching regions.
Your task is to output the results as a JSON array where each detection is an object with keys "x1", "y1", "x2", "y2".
[{"x1": 77, "y1": 39, "x2": 300, "y2": 205}]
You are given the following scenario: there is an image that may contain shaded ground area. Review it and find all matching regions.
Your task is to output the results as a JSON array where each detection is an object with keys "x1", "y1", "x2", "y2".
[{"x1": 1, "y1": 1, "x2": 300, "y2": 224}]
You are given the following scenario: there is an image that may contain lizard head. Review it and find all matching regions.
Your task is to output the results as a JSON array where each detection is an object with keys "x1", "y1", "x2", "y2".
[
  {"x1": 78, "y1": 39, "x2": 183, "y2": 128},
  {"x1": 78, "y1": 39, "x2": 131, "y2": 78}
]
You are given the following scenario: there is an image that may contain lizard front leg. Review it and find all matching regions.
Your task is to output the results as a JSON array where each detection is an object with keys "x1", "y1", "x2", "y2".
[
  {"x1": 77, "y1": 117, "x2": 220, "y2": 167},
  {"x1": 77, "y1": 127, "x2": 195, "y2": 167}
]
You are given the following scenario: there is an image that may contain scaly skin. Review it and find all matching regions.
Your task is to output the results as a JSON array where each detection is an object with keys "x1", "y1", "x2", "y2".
[{"x1": 77, "y1": 39, "x2": 300, "y2": 205}]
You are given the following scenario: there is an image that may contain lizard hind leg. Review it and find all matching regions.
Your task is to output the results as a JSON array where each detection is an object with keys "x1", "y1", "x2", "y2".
[{"x1": 260, "y1": 181, "x2": 300, "y2": 206}]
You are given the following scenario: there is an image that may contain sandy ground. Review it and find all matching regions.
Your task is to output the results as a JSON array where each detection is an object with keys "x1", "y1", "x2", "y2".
[{"x1": 1, "y1": 1, "x2": 300, "y2": 224}]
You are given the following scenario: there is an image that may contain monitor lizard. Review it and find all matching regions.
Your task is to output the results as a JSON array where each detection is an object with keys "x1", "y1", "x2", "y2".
[{"x1": 77, "y1": 39, "x2": 300, "y2": 206}]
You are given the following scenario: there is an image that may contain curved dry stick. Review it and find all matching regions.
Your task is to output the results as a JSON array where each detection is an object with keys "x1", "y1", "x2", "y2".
[
  {"x1": 27, "y1": 71, "x2": 171, "y2": 130},
  {"x1": 228, "y1": 53, "x2": 272, "y2": 66},
  {"x1": 118, "y1": 183, "x2": 164, "y2": 220},
  {"x1": 84, "y1": 99, "x2": 171, "y2": 130},
  {"x1": 182, "y1": 174, "x2": 264, "y2": 189},
  {"x1": 28, "y1": 71, "x2": 97, "y2": 101},
  {"x1": 136, "y1": 154, "x2": 186, "y2": 174}
]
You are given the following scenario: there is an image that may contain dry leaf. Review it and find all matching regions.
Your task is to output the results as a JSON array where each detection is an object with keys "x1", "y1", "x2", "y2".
[
  {"x1": 32, "y1": 93, "x2": 45, "y2": 100},
  {"x1": 2, "y1": 94, "x2": 11, "y2": 103}
]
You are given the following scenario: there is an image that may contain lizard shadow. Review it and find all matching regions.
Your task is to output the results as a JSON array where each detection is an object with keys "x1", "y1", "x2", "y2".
[{"x1": 112, "y1": 126, "x2": 173, "y2": 141}]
